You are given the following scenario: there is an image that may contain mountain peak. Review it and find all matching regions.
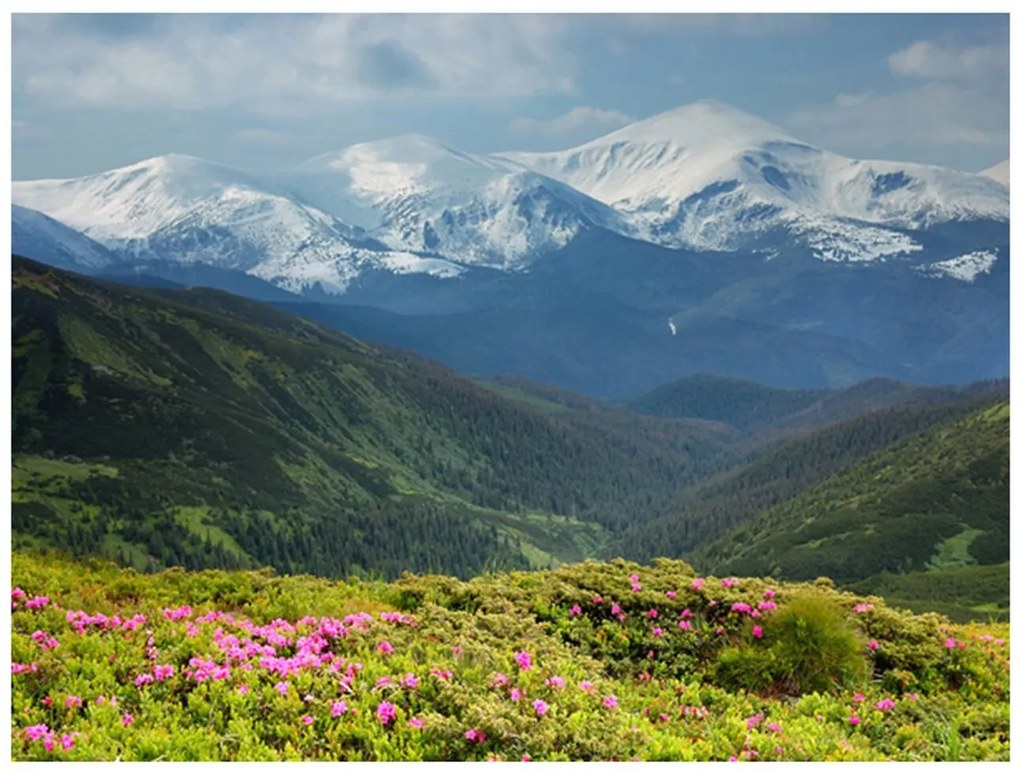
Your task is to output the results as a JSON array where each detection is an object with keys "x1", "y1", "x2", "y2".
[
  {"x1": 980, "y1": 159, "x2": 1009, "y2": 187},
  {"x1": 576, "y1": 100, "x2": 801, "y2": 152}
]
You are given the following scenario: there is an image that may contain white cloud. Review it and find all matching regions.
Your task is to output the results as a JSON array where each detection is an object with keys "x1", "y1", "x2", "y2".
[
  {"x1": 510, "y1": 106, "x2": 634, "y2": 136},
  {"x1": 13, "y1": 14, "x2": 576, "y2": 112},
  {"x1": 787, "y1": 81, "x2": 1007, "y2": 154},
  {"x1": 888, "y1": 39, "x2": 1008, "y2": 81},
  {"x1": 788, "y1": 37, "x2": 1007, "y2": 162}
]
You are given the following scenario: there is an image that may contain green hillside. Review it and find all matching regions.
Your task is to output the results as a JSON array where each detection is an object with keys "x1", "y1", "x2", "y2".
[
  {"x1": 613, "y1": 393, "x2": 1008, "y2": 564},
  {"x1": 10, "y1": 551, "x2": 1009, "y2": 761},
  {"x1": 11, "y1": 257, "x2": 729, "y2": 578},
  {"x1": 690, "y1": 402, "x2": 1009, "y2": 611}
]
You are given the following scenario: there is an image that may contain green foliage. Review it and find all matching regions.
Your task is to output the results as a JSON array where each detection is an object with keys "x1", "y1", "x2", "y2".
[
  {"x1": 10, "y1": 552, "x2": 1009, "y2": 761},
  {"x1": 692, "y1": 401, "x2": 1009, "y2": 590},
  {"x1": 717, "y1": 596, "x2": 869, "y2": 696}
]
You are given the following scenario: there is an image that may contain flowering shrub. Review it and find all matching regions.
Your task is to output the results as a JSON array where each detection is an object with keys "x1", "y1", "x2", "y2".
[{"x1": 9, "y1": 552, "x2": 1010, "y2": 761}]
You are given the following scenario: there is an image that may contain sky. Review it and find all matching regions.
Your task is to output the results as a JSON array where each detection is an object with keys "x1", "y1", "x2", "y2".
[{"x1": 10, "y1": 11, "x2": 1011, "y2": 179}]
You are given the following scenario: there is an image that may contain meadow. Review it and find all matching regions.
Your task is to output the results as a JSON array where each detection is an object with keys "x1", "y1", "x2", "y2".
[{"x1": 10, "y1": 551, "x2": 1009, "y2": 761}]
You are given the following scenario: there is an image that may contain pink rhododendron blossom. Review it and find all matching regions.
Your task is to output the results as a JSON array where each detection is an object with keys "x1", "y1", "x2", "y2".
[
  {"x1": 401, "y1": 673, "x2": 419, "y2": 689},
  {"x1": 666, "y1": 590, "x2": 677, "y2": 599},
  {"x1": 579, "y1": 680, "x2": 594, "y2": 692},
  {"x1": 758, "y1": 601, "x2": 777, "y2": 612},
  {"x1": 678, "y1": 620, "x2": 692, "y2": 631},
  {"x1": 767, "y1": 722, "x2": 782, "y2": 733},
  {"x1": 510, "y1": 688, "x2": 523, "y2": 702},
  {"x1": 533, "y1": 699, "x2": 549, "y2": 716},
  {"x1": 464, "y1": 728, "x2": 487, "y2": 744},
  {"x1": 122, "y1": 713, "x2": 134, "y2": 727},
  {"x1": 690, "y1": 578, "x2": 705, "y2": 591},
  {"x1": 652, "y1": 627, "x2": 664, "y2": 637},
  {"x1": 647, "y1": 608, "x2": 658, "y2": 619},
  {"x1": 274, "y1": 681, "x2": 289, "y2": 695},
  {"x1": 849, "y1": 715, "x2": 861, "y2": 726},
  {"x1": 731, "y1": 602, "x2": 752, "y2": 614},
  {"x1": 867, "y1": 640, "x2": 880, "y2": 651},
  {"x1": 376, "y1": 641, "x2": 394, "y2": 656},
  {"x1": 25, "y1": 724, "x2": 49, "y2": 741},
  {"x1": 752, "y1": 625, "x2": 763, "y2": 639},
  {"x1": 721, "y1": 578, "x2": 739, "y2": 588},
  {"x1": 875, "y1": 699, "x2": 896, "y2": 713},
  {"x1": 944, "y1": 637, "x2": 959, "y2": 649},
  {"x1": 60, "y1": 734, "x2": 75, "y2": 751},
  {"x1": 546, "y1": 675, "x2": 565, "y2": 689},
  {"x1": 603, "y1": 695, "x2": 618, "y2": 709},
  {"x1": 409, "y1": 716, "x2": 424, "y2": 729},
  {"x1": 763, "y1": 588, "x2": 776, "y2": 599},
  {"x1": 853, "y1": 692, "x2": 866, "y2": 703},
  {"x1": 746, "y1": 714, "x2": 763, "y2": 730},
  {"x1": 65, "y1": 695, "x2": 81, "y2": 709},
  {"x1": 331, "y1": 700, "x2": 348, "y2": 717},
  {"x1": 592, "y1": 595, "x2": 603, "y2": 604},
  {"x1": 490, "y1": 672, "x2": 509, "y2": 688},
  {"x1": 514, "y1": 651, "x2": 532, "y2": 670},
  {"x1": 853, "y1": 603, "x2": 873, "y2": 613},
  {"x1": 569, "y1": 604, "x2": 582, "y2": 616},
  {"x1": 302, "y1": 715, "x2": 314, "y2": 726},
  {"x1": 376, "y1": 701, "x2": 397, "y2": 725}
]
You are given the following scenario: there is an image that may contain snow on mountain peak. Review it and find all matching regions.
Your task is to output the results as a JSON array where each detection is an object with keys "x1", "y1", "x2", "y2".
[{"x1": 980, "y1": 159, "x2": 1009, "y2": 188}]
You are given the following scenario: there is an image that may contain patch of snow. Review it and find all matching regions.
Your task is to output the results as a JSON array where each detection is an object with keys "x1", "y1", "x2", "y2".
[{"x1": 915, "y1": 249, "x2": 998, "y2": 283}]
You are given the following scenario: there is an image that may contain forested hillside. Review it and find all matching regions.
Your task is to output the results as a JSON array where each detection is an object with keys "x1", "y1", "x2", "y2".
[
  {"x1": 12, "y1": 257, "x2": 729, "y2": 577},
  {"x1": 691, "y1": 402, "x2": 1008, "y2": 610}
]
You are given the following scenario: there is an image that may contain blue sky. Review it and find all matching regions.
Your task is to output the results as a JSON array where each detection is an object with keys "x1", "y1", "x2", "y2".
[{"x1": 11, "y1": 12, "x2": 1010, "y2": 179}]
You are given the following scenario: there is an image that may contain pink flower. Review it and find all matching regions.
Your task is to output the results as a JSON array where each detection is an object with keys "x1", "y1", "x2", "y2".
[
  {"x1": 545, "y1": 675, "x2": 565, "y2": 689},
  {"x1": 721, "y1": 578, "x2": 739, "y2": 588},
  {"x1": 331, "y1": 700, "x2": 348, "y2": 717},
  {"x1": 302, "y1": 715, "x2": 314, "y2": 726},
  {"x1": 603, "y1": 695, "x2": 618, "y2": 709},
  {"x1": 767, "y1": 722, "x2": 782, "y2": 733},
  {"x1": 630, "y1": 573, "x2": 640, "y2": 582},
  {"x1": 690, "y1": 578, "x2": 705, "y2": 591},
  {"x1": 452, "y1": 645, "x2": 463, "y2": 656},
  {"x1": 569, "y1": 604, "x2": 582, "y2": 616},
  {"x1": 715, "y1": 627, "x2": 725, "y2": 636},
  {"x1": 60, "y1": 734, "x2": 75, "y2": 751},
  {"x1": 134, "y1": 673, "x2": 154, "y2": 687},
  {"x1": 521, "y1": 754, "x2": 532, "y2": 762},
  {"x1": 849, "y1": 714, "x2": 861, "y2": 726},
  {"x1": 237, "y1": 684, "x2": 250, "y2": 695},
  {"x1": 377, "y1": 641, "x2": 394, "y2": 656},
  {"x1": 853, "y1": 603, "x2": 873, "y2": 613},
  {"x1": 762, "y1": 588, "x2": 776, "y2": 599},
  {"x1": 631, "y1": 583, "x2": 642, "y2": 592},
  {"x1": 510, "y1": 687, "x2": 523, "y2": 702},
  {"x1": 409, "y1": 716, "x2": 424, "y2": 729},
  {"x1": 592, "y1": 595, "x2": 603, "y2": 605},
  {"x1": 610, "y1": 603, "x2": 623, "y2": 616},
  {"x1": 401, "y1": 673, "x2": 419, "y2": 689},
  {"x1": 647, "y1": 609, "x2": 658, "y2": 619},
  {"x1": 944, "y1": 637, "x2": 959, "y2": 649},
  {"x1": 579, "y1": 680, "x2": 594, "y2": 692},
  {"x1": 746, "y1": 713, "x2": 763, "y2": 730},
  {"x1": 751, "y1": 625, "x2": 763, "y2": 639},
  {"x1": 374, "y1": 676, "x2": 393, "y2": 688},
  {"x1": 652, "y1": 626, "x2": 664, "y2": 638},
  {"x1": 65, "y1": 695, "x2": 82, "y2": 709},
  {"x1": 775, "y1": 746, "x2": 783, "y2": 756},
  {"x1": 25, "y1": 724, "x2": 49, "y2": 741},
  {"x1": 867, "y1": 640, "x2": 880, "y2": 651},
  {"x1": 514, "y1": 651, "x2": 532, "y2": 670},
  {"x1": 464, "y1": 728, "x2": 487, "y2": 744},
  {"x1": 490, "y1": 672, "x2": 509, "y2": 688},
  {"x1": 731, "y1": 602, "x2": 752, "y2": 614},
  {"x1": 376, "y1": 701, "x2": 397, "y2": 726},
  {"x1": 853, "y1": 692, "x2": 866, "y2": 703},
  {"x1": 875, "y1": 699, "x2": 896, "y2": 713},
  {"x1": 274, "y1": 681, "x2": 289, "y2": 696},
  {"x1": 26, "y1": 595, "x2": 51, "y2": 610},
  {"x1": 758, "y1": 601, "x2": 777, "y2": 612},
  {"x1": 678, "y1": 620, "x2": 692, "y2": 631},
  {"x1": 122, "y1": 713, "x2": 134, "y2": 727},
  {"x1": 532, "y1": 699, "x2": 549, "y2": 716}
]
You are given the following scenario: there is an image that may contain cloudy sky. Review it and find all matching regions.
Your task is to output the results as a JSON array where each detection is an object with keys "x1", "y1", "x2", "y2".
[{"x1": 11, "y1": 12, "x2": 1010, "y2": 179}]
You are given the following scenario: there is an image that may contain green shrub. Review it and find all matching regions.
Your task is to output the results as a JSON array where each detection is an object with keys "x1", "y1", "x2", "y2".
[{"x1": 717, "y1": 595, "x2": 869, "y2": 695}]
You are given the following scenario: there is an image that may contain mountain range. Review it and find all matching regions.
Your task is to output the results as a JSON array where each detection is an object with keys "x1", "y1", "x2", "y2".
[
  {"x1": 12, "y1": 257, "x2": 1008, "y2": 618},
  {"x1": 11, "y1": 101, "x2": 1010, "y2": 396}
]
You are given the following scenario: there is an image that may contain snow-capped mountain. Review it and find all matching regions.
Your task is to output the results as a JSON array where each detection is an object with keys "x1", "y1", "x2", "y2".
[
  {"x1": 980, "y1": 160, "x2": 1009, "y2": 188},
  {"x1": 11, "y1": 154, "x2": 462, "y2": 294},
  {"x1": 11, "y1": 101, "x2": 1009, "y2": 291},
  {"x1": 499, "y1": 101, "x2": 1008, "y2": 261},
  {"x1": 276, "y1": 134, "x2": 628, "y2": 269},
  {"x1": 12, "y1": 204, "x2": 117, "y2": 270}
]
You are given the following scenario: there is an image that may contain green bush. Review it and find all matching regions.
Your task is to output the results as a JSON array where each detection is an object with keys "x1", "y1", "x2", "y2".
[{"x1": 717, "y1": 595, "x2": 869, "y2": 695}]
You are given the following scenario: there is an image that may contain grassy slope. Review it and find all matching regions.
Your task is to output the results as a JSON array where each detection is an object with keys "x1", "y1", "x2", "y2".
[
  {"x1": 690, "y1": 402, "x2": 1009, "y2": 613},
  {"x1": 10, "y1": 551, "x2": 1009, "y2": 761},
  {"x1": 11, "y1": 257, "x2": 730, "y2": 577}
]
